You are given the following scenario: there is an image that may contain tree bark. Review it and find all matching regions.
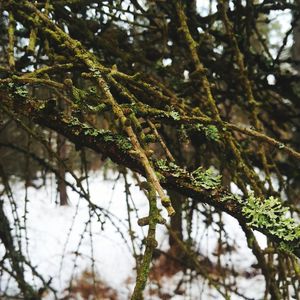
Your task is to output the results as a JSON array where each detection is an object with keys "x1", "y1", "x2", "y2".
[{"x1": 57, "y1": 133, "x2": 68, "y2": 206}]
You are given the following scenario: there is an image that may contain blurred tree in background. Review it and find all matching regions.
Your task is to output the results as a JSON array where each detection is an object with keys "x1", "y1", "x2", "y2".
[{"x1": 0, "y1": 0, "x2": 300, "y2": 299}]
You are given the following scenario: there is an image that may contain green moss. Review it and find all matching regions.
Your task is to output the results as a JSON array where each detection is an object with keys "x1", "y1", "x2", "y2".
[{"x1": 242, "y1": 193, "x2": 300, "y2": 243}]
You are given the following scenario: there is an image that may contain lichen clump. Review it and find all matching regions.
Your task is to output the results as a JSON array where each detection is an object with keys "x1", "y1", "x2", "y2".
[
  {"x1": 156, "y1": 159, "x2": 187, "y2": 178},
  {"x1": 242, "y1": 194, "x2": 300, "y2": 242},
  {"x1": 156, "y1": 159, "x2": 222, "y2": 190},
  {"x1": 191, "y1": 167, "x2": 222, "y2": 189},
  {"x1": 68, "y1": 116, "x2": 132, "y2": 151}
]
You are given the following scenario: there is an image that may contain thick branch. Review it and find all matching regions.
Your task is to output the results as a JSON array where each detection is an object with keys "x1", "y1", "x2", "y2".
[{"x1": 2, "y1": 92, "x2": 299, "y2": 258}]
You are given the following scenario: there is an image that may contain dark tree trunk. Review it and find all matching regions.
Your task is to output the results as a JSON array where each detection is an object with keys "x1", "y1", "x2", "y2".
[
  {"x1": 168, "y1": 189, "x2": 184, "y2": 257},
  {"x1": 293, "y1": 0, "x2": 300, "y2": 73},
  {"x1": 0, "y1": 200, "x2": 40, "y2": 299},
  {"x1": 57, "y1": 133, "x2": 68, "y2": 206}
]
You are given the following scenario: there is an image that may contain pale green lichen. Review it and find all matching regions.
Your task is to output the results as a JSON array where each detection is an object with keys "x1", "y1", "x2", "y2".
[
  {"x1": 86, "y1": 103, "x2": 107, "y2": 113},
  {"x1": 15, "y1": 86, "x2": 28, "y2": 98},
  {"x1": 242, "y1": 193, "x2": 300, "y2": 242},
  {"x1": 88, "y1": 86, "x2": 97, "y2": 94},
  {"x1": 220, "y1": 193, "x2": 243, "y2": 203},
  {"x1": 194, "y1": 123, "x2": 220, "y2": 142},
  {"x1": 156, "y1": 160, "x2": 221, "y2": 190},
  {"x1": 143, "y1": 134, "x2": 156, "y2": 144},
  {"x1": 278, "y1": 241, "x2": 296, "y2": 256},
  {"x1": 169, "y1": 110, "x2": 180, "y2": 121},
  {"x1": 155, "y1": 171, "x2": 166, "y2": 182},
  {"x1": 191, "y1": 167, "x2": 222, "y2": 189},
  {"x1": 71, "y1": 86, "x2": 88, "y2": 104},
  {"x1": 156, "y1": 159, "x2": 187, "y2": 178},
  {"x1": 2, "y1": 81, "x2": 28, "y2": 98},
  {"x1": 67, "y1": 116, "x2": 132, "y2": 151}
]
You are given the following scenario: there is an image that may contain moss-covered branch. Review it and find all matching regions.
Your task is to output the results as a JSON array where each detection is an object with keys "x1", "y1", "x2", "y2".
[{"x1": 2, "y1": 89, "x2": 299, "y2": 258}]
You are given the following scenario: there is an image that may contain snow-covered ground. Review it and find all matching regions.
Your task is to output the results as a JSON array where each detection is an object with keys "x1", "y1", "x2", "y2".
[{"x1": 0, "y1": 171, "x2": 266, "y2": 299}]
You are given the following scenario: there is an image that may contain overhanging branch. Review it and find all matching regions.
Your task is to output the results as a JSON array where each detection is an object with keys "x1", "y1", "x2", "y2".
[{"x1": 2, "y1": 91, "x2": 299, "y2": 258}]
